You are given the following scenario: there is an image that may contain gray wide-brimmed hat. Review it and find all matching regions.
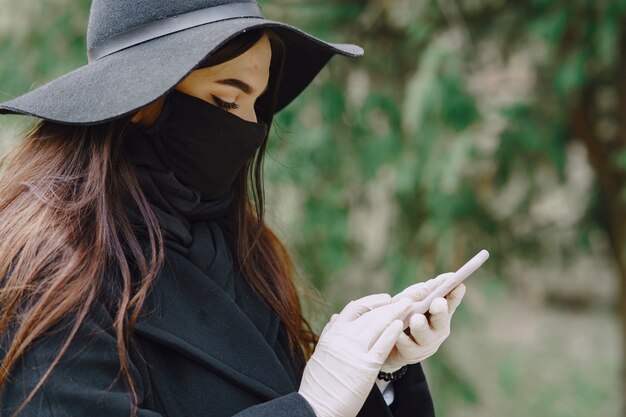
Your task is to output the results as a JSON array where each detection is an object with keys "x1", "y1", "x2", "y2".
[{"x1": 0, "y1": 0, "x2": 363, "y2": 125}]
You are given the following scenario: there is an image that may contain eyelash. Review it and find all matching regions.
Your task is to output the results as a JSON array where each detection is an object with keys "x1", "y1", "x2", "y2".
[{"x1": 211, "y1": 95, "x2": 239, "y2": 110}]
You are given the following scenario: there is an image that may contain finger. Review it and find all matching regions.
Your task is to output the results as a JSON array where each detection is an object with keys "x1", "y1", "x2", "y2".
[
  {"x1": 356, "y1": 298, "x2": 412, "y2": 346},
  {"x1": 400, "y1": 320, "x2": 440, "y2": 362},
  {"x1": 391, "y1": 273, "x2": 452, "y2": 303},
  {"x1": 396, "y1": 331, "x2": 422, "y2": 359},
  {"x1": 369, "y1": 320, "x2": 404, "y2": 364},
  {"x1": 407, "y1": 314, "x2": 430, "y2": 345},
  {"x1": 428, "y1": 297, "x2": 450, "y2": 331},
  {"x1": 446, "y1": 283, "x2": 466, "y2": 315},
  {"x1": 335, "y1": 293, "x2": 392, "y2": 323}
]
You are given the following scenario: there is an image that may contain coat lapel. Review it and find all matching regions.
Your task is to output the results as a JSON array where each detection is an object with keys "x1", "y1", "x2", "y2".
[{"x1": 134, "y1": 250, "x2": 296, "y2": 400}]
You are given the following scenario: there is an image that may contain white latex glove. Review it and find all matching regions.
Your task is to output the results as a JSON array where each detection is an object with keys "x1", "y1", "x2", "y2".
[
  {"x1": 299, "y1": 294, "x2": 411, "y2": 417},
  {"x1": 380, "y1": 273, "x2": 466, "y2": 373}
]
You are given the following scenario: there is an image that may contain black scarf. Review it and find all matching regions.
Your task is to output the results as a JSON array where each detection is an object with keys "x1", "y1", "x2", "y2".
[
  {"x1": 123, "y1": 126, "x2": 303, "y2": 384},
  {"x1": 124, "y1": 125, "x2": 238, "y2": 298}
]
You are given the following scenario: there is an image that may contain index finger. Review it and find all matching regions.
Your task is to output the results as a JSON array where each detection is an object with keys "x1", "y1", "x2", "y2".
[
  {"x1": 335, "y1": 293, "x2": 392, "y2": 323},
  {"x1": 353, "y1": 298, "x2": 413, "y2": 348}
]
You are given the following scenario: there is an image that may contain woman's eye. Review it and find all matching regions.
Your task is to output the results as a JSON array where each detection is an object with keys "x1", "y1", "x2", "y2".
[{"x1": 211, "y1": 95, "x2": 239, "y2": 110}]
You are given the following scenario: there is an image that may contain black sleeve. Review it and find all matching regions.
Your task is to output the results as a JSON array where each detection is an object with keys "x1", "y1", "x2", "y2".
[
  {"x1": 232, "y1": 393, "x2": 317, "y2": 417},
  {"x1": 355, "y1": 363, "x2": 435, "y2": 417},
  {"x1": 389, "y1": 363, "x2": 435, "y2": 417}
]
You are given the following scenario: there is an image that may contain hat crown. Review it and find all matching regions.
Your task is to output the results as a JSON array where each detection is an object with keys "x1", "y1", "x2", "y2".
[{"x1": 86, "y1": 0, "x2": 259, "y2": 50}]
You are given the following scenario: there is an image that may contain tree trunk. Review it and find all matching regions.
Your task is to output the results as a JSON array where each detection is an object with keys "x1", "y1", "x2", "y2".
[
  {"x1": 607, "y1": 244, "x2": 626, "y2": 416},
  {"x1": 572, "y1": 90, "x2": 626, "y2": 415}
]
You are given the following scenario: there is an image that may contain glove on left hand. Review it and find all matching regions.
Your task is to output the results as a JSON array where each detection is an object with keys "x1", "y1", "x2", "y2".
[{"x1": 299, "y1": 294, "x2": 410, "y2": 417}]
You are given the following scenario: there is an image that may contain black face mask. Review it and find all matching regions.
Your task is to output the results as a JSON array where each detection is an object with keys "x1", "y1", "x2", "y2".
[{"x1": 144, "y1": 90, "x2": 267, "y2": 200}]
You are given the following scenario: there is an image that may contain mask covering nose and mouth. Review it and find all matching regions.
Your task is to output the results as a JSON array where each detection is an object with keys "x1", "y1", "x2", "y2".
[{"x1": 143, "y1": 90, "x2": 268, "y2": 200}]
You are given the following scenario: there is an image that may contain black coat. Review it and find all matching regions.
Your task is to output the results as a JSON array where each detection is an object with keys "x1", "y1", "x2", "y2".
[{"x1": 1, "y1": 248, "x2": 435, "y2": 417}]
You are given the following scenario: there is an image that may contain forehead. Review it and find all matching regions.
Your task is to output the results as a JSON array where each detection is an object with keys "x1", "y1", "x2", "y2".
[{"x1": 196, "y1": 35, "x2": 272, "y2": 81}]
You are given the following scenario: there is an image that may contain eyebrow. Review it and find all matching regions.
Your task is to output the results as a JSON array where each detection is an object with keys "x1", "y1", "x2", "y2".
[{"x1": 216, "y1": 78, "x2": 268, "y2": 96}]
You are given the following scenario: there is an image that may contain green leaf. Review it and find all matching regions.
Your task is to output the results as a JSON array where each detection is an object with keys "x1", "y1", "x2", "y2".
[
  {"x1": 529, "y1": 9, "x2": 569, "y2": 45},
  {"x1": 554, "y1": 50, "x2": 588, "y2": 94}
]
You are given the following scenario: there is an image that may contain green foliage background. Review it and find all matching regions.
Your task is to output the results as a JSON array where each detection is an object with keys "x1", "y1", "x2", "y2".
[{"x1": 0, "y1": 0, "x2": 624, "y2": 416}]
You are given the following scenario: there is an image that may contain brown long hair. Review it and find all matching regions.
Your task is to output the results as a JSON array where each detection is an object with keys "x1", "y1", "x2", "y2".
[{"x1": 0, "y1": 29, "x2": 316, "y2": 415}]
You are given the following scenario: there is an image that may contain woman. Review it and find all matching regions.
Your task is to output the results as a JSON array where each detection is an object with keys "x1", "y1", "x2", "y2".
[{"x1": 0, "y1": 1, "x2": 465, "y2": 416}]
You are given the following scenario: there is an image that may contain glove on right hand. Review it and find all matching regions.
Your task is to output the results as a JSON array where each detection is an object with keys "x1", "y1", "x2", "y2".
[
  {"x1": 298, "y1": 294, "x2": 411, "y2": 417},
  {"x1": 381, "y1": 273, "x2": 465, "y2": 372}
]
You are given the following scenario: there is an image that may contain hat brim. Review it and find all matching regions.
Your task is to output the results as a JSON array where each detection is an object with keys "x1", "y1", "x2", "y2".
[{"x1": 0, "y1": 17, "x2": 363, "y2": 125}]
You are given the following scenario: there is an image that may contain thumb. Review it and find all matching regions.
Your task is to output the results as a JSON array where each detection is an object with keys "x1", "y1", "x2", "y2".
[{"x1": 369, "y1": 320, "x2": 404, "y2": 364}]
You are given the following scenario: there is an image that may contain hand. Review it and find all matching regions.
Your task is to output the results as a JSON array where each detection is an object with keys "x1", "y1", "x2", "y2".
[
  {"x1": 298, "y1": 294, "x2": 411, "y2": 417},
  {"x1": 381, "y1": 273, "x2": 466, "y2": 373}
]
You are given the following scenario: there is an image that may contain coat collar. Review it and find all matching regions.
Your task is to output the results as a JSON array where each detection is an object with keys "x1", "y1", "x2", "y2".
[{"x1": 134, "y1": 250, "x2": 297, "y2": 400}]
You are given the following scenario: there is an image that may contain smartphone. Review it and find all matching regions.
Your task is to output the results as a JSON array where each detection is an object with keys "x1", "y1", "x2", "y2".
[{"x1": 406, "y1": 249, "x2": 489, "y2": 317}]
